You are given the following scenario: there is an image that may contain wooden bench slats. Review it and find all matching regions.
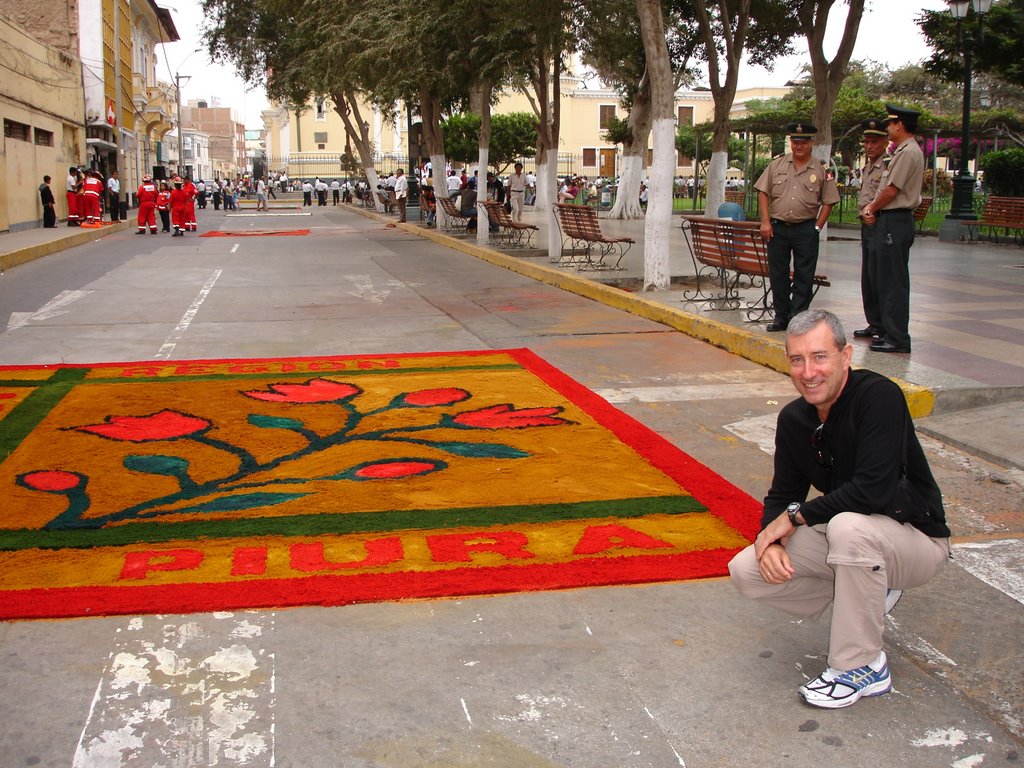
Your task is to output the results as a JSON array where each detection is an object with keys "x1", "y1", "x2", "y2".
[
  {"x1": 480, "y1": 200, "x2": 538, "y2": 249},
  {"x1": 971, "y1": 195, "x2": 1024, "y2": 245},
  {"x1": 436, "y1": 196, "x2": 469, "y2": 232},
  {"x1": 552, "y1": 203, "x2": 634, "y2": 269},
  {"x1": 681, "y1": 215, "x2": 828, "y2": 320}
]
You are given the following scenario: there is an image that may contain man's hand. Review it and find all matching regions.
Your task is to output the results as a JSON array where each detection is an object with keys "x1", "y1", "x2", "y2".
[
  {"x1": 757, "y1": 542, "x2": 794, "y2": 584},
  {"x1": 759, "y1": 221, "x2": 773, "y2": 242},
  {"x1": 753, "y1": 512, "x2": 797, "y2": 583}
]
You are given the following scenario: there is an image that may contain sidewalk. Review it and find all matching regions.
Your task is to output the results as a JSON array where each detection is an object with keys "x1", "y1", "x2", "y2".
[{"x1": 4, "y1": 205, "x2": 1022, "y2": 470}]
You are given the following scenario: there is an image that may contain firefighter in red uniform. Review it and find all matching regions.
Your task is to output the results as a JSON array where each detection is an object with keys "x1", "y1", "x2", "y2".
[
  {"x1": 170, "y1": 176, "x2": 189, "y2": 236},
  {"x1": 156, "y1": 181, "x2": 172, "y2": 232},
  {"x1": 65, "y1": 167, "x2": 82, "y2": 226},
  {"x1": 81, "y1": 170, "x2": 105, "y2": 226},
  {"x1": 182, "y1": 176, "x2": 198, "y2": 232},
  {"x1": 136, "y1": 174, "x2": 158, "y2": 234}
]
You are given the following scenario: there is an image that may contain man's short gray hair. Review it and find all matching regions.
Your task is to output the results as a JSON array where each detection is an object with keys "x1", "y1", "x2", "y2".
[{"x1": 786, "y1": 309, "x2": 847, "y2": 348}]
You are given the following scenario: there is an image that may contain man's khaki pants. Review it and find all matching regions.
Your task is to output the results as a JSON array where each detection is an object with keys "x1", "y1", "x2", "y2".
[
  {"x1": 728, "y1": 512, "x2": 949, "y2": 670},
  {"x1": 510, "y1": 191, "x2": 524, "y2": 221}
]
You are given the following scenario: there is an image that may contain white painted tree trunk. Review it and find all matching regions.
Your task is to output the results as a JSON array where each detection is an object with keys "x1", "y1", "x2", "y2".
[
  {"x1": 705, "y1": 150, "x2": 728, "y2": 218},
  {"x1": 476, "y1": 146, "x2": 489, "y2": 246},
  {"x1": 643, "y1": 117, "x2": 674, "y2": 290},
  {"x1": 610, "y1": 153, "x2": 645, "y2": 219},
  {"x1": 537, "y1": 157, "x2": 559, "y2": 261},
  {"x1": 364, "y1": 166, "x2": 383, "y2": 212},
  {"x1": 535, "y1": 154, "x2": 552, "y2": 211},
  {"x1": 430, "y1": 151, "x2": 448, "y2": 228}
]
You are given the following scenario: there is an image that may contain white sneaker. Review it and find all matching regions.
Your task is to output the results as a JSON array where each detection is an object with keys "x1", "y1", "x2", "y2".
[{"x1": 799, "y1": 653, "x2": 892, "y2": 709}]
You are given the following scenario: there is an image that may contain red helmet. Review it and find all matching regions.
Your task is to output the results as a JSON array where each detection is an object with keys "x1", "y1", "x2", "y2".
[{"x1": 172, "y1": 176, "x2": 182, "y2": 184}]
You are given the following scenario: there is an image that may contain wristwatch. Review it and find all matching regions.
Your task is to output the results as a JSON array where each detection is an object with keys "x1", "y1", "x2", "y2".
[
  {"x1": 814, "y1": 224, "x2": 821, "y2": 232},
  {"x1": 786, "y1": 502, "x2": 803, "y2": 527}
]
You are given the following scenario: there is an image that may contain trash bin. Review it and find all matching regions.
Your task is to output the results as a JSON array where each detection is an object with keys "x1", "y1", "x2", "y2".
[
  {"x1": 600, "y1": 189, "x2": 611, "y2": 208},
  {"x1": 717, "y1": 202, "x2": 745, "y2": 221},
  {"x1": 119, "y1": 201, "x2": 129, "y2": 220}
]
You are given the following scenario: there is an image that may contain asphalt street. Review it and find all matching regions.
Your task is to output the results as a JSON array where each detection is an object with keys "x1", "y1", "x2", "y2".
[{"x1": 0, "y1": 205, "x2": 1021, "y2": 767}]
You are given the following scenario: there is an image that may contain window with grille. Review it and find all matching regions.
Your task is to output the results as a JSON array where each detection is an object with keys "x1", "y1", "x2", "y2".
[
  {"x1": 4, "y1": 119, "x2": 30, "y2": 141},
  {"x1": 35, "y1": 128, "x2": 54, "y2": 147},
  {"x1": 582, "y1": 148, "x2": 597, "y2": 167},
  {"x1": 599, "y1": 105, "x2": 616, "y2": 130},
  {"x1": 678, "y1": 106, "x2": 694, "y2": 126}
]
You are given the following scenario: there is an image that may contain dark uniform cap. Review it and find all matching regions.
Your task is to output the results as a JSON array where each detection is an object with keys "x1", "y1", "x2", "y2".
[
  {"x1": 860, "y1": 118, "x2": 887, "y2": 137},
  {"x1": 884, "y1": 104, "x2": 921, "y2": 131},
  {"x1": 786, "y1": 123, "x2": 817, "y2": 140}
]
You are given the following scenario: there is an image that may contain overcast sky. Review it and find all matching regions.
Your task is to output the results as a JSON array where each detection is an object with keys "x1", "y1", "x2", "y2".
[{"x1": 157, "y1": 0, "x2": 951, "y2": 130}]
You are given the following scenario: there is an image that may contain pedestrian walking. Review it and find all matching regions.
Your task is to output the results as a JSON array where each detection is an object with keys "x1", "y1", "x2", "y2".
[
  {"x1": 754, "y1": 123, "x2": 840, "y2": 332},
  {"x1": 183, "y1": 177, "x2": 198, "y2": 232},
  {"x1": 729, "y1": 309, "x2": 950, "y2": 709},
  {"x1": 508, "y1": 163, "x2": 526, "y2": 221},
  {"x1": 860, "y1": 104, "x2": 924, "y2": 354}
]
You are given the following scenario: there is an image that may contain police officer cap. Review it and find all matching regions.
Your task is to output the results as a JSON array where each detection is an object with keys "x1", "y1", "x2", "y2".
[
  {"x1": 860, "y1": 118, "x2": 887, "y2": 137},
  {"x1": 884, "y1": 104, "x2": 920, "y2": 130},
  {"x1": 786, "y1": 123, "x2": 817, "y2": 140}
]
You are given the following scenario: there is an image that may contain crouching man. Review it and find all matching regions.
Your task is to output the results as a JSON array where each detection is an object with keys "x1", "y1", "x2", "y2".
[{"x1": 728, "y1": 309, "x2": 951, "y2": 708}]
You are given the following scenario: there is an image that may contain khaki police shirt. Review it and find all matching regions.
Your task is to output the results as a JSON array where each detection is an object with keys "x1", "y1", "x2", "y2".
[
  {"x1": 754, "y1": 154, "x2": 840, "y2": 223},
  {"x1": 877, "y1": 137, "x2": 924, "y2": 210},
  {"x1": 858, "y1": 155, "x2": 887, "y2": 213}
]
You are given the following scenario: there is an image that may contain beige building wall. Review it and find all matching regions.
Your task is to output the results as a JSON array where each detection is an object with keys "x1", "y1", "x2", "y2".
[
  {"x1": 269, "y1": 80, "x2": 789, "y2": 181},
  {"x1": 0, "y1": 13, "x2": 85, "y2": 231}
]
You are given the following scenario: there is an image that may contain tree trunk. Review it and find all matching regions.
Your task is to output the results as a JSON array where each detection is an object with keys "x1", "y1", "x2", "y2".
[
  {"x1": 692, "y1": 0, "x2": 750, "y2": 220},
  {"x1": 472, "y1": 79, "x2": 494, "y2": 246},
  {"x1": 521, "y1": 42, "x2": 561, "y2": 260},
  {"x1": 636, "y1": 0, "x2": 674, "y2": 290},
  {"x1": 420, "y1": 89, "x2": 449, "y2": 229},
  {"x1": 609, "y1": 76, "x2": 652, "y2": 220},
  {"x1": 332, "y1": 90, "x2": 383, "y2": 211},
  {"x1": 801, "y1": 0, "x2": 865, "y2": 164}
]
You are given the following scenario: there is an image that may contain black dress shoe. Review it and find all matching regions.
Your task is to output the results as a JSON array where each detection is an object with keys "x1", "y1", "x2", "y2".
[
  {"x1": 853, "y1": 327, "x2": 882, "y2": 339},
  {"x1": 870, "y1": 340, "x2": 911, "y2": 353},
  {"x1": 766, "y1": 320, "x2": 788, "y2": 332}
]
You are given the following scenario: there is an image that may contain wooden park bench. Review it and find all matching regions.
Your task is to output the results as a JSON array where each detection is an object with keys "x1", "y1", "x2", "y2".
[
  {"x1": 375, "y1": 190, "x2": 395, "y2": 213},
  {"x1": 551, "y1": 203, "x2": 634, "y2": 270},
  {"x1": 436, "y1": 196, "x2": 468, "y2": 232},
  {"x1": 914, "y1": 196, "x2": 933, "y2": 234},
  {"x1": 969, "y1": 196, "x2": 1024, "y2": 245},
  {"x1": 480, "y1": 200, "x2": 538, "y2": 248},
  {"x1": 680, "y1": 216, "x2": 829, "y2": 321},
  {"x1": 724, "y1": 189, "x2": 746, "y2": 206}
]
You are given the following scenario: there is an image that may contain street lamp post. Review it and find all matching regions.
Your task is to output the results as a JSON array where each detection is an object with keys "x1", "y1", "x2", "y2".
[{"x1": 943, "y1": 0, "x2": 993, "y2": 233}]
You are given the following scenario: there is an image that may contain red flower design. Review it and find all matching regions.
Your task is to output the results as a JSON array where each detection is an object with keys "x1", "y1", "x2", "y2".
[
  {"x1": 400, "y1": 388, "x2": 471, "y2": 407},
  {"x1": 452, "y1": 404, "x2": 568, "y2": 429},
  {"x1": 75, "y1": 410, "x2": 211, "y2": 442},
  {"x1": 354, "y1": 460, "x2": 441, "y2": 479},
  {"x1": 243, "y1": 378, "x2": 361, "y2": 403},
  {"x1": 18, "y1": 470, "x2": 83, "y2": 492}
]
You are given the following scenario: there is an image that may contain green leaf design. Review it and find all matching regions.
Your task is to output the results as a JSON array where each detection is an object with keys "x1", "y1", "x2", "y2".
[
  {"x1": 248, "y1": 414, "x2": 307, "y2": 430},
  {"x1": 170, "y1": 492, "x2": 310, "y2": 514},
  {"x1": 123, "y1": 454, "x2": 191, "y2": 477},
  {"x1": 426, "y1": 441, "x2": 530, "y2": 459}
]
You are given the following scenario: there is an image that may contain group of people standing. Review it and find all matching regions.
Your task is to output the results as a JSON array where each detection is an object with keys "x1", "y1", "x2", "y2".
[
  {"x1": 44, "y1": 167, "x2": 123, "y2": 228},
  {"x1": 754, "y1": 102, "x2": 923, "y2": 354},
  {"x1": 135, "y1": 174, "x2": 198, "y2": 236}
]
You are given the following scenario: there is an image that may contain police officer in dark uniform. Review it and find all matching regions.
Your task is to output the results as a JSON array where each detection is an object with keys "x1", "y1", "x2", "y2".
[
  {"x1": 853, "y1": 118, "x2": 890, "y2": 341},
  {"x1": 755, "y1": 123, "x2": 841, "y2": 332},
  {"x1": 861, "y1": 105, "x2": 924, "y2": 354}
]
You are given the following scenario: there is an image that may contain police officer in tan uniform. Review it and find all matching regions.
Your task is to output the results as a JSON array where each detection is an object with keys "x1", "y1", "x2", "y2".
[
  {"x1": 861, "y1": 105, "x2": 924, "y2": 353},
  {"x1": 853, "y1": 118, "x2": 890, "y2": 341},
  {"x1": 755, "y1": 123, "x2": 840, "y2": 331}
]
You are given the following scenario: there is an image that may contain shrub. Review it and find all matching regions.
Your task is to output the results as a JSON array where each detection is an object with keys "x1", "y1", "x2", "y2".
[
  {"x1": 980, "y1": 148, "x2": 1024, "y2": 196},
  {"x1": 922, "y1": 168, "x2": 953, "y2": 196}
]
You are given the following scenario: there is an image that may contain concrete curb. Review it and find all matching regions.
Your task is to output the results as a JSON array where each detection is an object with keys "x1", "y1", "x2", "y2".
[
  {"x1": 351, "y1": 205, "x2": 937, "y2": 418},
  {"x1": 0, "y1": 221, "x2": 134, "y2": 273}
]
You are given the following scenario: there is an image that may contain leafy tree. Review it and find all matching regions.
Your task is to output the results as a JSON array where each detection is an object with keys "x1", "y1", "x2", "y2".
[
  {"x1": 442, "y1": 114, "x2": 482, "y2": 164},
  {"x1": 919, "y1": 0, "x2": 1024, "y2": 87},
  {"x1": 981, "y1": 147, "x2": 1024, "y2": 194},
  {"x1": 489, "y1": 113, "x2": 539, "y2": 173}
]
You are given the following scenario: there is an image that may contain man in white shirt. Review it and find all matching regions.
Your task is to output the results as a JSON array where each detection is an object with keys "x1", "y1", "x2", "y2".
[
  {"x1": 393, "y1": 168, "x2": 409, "y2": 223},
  {"x1": 256, "y1": 177, "x2": 268, "y2": 211},
  {"x1": 106, "y1": 171, "x2": 120, "y2": 221},
  {"x1": 302, "y1": 180, "x2": 313, "y2": 206},
  {"x1": 508, "y1": 162, "x2": 527, "y2": 221},
  {"x1": 525, "y1": 171, "x2": 537, "y2": 205},
  {"x1": 446, "y1": 170, "x2": 462, "y2": 199}
]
